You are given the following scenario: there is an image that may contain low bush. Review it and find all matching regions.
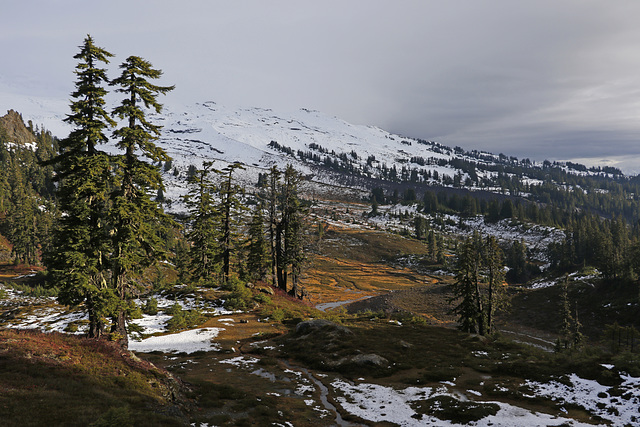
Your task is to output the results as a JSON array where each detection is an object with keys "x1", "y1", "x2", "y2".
[
  {"x1": 142, "y1": 297, "x2": 159, "y2": 315},
  {"x1": 166, "y1": 308, "x2": 204, "y2": 332}
]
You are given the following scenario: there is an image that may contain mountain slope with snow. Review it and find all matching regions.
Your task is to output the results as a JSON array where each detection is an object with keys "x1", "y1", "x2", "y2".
[{"x1": 3, "y1": 87, "x2": 632, "y2": 215}]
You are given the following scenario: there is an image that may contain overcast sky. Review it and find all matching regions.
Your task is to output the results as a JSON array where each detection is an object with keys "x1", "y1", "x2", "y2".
[{"x1": 4, "y1": 1, "x2": 640, "y2": 172}]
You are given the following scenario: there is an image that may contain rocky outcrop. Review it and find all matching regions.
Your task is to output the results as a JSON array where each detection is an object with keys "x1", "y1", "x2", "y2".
[
  {"x1": 295, "y1": 319, "x2": 353, "y2": 337},
  {"x1": 0, "y1": 110, "x2": 35, "y2": 146}
]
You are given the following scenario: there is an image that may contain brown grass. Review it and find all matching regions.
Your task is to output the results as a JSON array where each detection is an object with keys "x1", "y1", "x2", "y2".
[
  {"x1": 301, "y1": 226, "x2": 436, "y2": 306},
  {"x1": 0, "y1": 329, "x2": 187, "y2": 426}
]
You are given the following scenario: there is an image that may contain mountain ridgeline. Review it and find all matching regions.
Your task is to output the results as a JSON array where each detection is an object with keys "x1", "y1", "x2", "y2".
[{"x1": 4, "y1": 95, "x2": 640, "y2": 285}]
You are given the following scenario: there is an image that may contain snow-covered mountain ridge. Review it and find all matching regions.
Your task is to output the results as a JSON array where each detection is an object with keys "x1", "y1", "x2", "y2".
[
  {"x1": 3, "y1": 91, "x2": 630, "y2": 210},
  {"x1": 146, "y1": 100, "x2": 630, "y2": 211}
]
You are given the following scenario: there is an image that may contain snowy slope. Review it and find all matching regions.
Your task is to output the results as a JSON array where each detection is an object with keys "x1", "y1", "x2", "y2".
[
  {"x1": 2, "y1": 85, "x2": 622, "y2": 211},
  {"x1": 152, "y1": 101, "x2": 454, "y2": 175}
]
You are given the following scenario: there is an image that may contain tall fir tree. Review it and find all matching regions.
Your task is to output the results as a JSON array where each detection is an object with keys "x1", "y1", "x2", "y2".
[
  {"x1": 183, "y1": 161, "x2": 219, "y2": 284},
  {"x1": 45, "y1": 35, "x2": 116, "y2": 339},
  {"x1": 450, "y1": 233, "x2": 482, "y2": 334},
  {"x1": 267, "y1": 165, "x2": 281, "y2": 287},
  {"x1": 281, "y1": 165, "x2": 306, "y2": 298},
  {"x1": 246, "y1": 200, "x2": 269, "y2": 282},
  {"x1": 109, "y1": 55, "x2": 174, "y2": 347},
  {"x1": 483, "y1": 235, "x2": 506, "y2": 333},
  {"x1": 215, "y1": 162, "x2": 246, "y2": 283},
  {"x1": 450, "y1": 232, "x2": 508, "y2": 336}
]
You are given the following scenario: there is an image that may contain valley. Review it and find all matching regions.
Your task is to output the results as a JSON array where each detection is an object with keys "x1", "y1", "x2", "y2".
[
  {"x1": 2, "y1": 92, "x2": 640, "y2": 425},
  {"x1": 2, "y1": 199, "x2": 639, "y2": 426}
]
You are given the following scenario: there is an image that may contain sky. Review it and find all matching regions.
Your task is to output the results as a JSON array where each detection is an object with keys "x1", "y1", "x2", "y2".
[{"x1": 3, "y1": 1, "x2": 640, "y2": 172}]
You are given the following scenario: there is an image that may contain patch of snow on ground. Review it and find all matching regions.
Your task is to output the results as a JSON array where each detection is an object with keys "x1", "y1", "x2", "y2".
[
  {"x1": 331, "y1": 379, "x2": 596, "y2": 426},
  {"x1": 129, "y1": 314, "x2": 173, "y2": 335},
  {"x1": 219, "y1": 356, "x2": 260, "y2": 368},
  {"x1": 129, "y1": 327, "x2": 224, "y2": 354},
  {"x1": 525, "y1": 373, "x2": 640, "y2": 426}
]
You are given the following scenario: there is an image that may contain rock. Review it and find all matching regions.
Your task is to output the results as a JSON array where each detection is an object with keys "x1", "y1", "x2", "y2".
[
  {"x1": 350, "y1": 353, "x2": 389, "y2": 367},
  {"x1": 330, "y1": 353, "x2": 389, "y2": 369},
  {"x1": 295, "y1": 319, "x2": 352, "y2": 337},
  {"x1": 256, "y1": 286, "x2": 274, "y2": 295},
  {"x1": 399, "y1": 340, "x2": 413, "y2": 349}
]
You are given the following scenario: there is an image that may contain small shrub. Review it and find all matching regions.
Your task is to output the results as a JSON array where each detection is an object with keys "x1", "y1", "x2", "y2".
[
  {"x1": 64, "y1": 323, "x2": 79, "y2": 333},
  {"x1": 142, "y1": 297, "x2": 159, "y2": 315},
  {"x1": 9, "y1": 283, "x2": 58, "y2": 298},
  {"x1": 166, "y1": 303, "x2": 183, "y2": 316},
  {"x1": 127, "y1": 323, "x2": 145, "y2": 340},
  {"x1": 253, "y1": 293, "x2": 271, "y2": 304},
  {"x1": 223, "y1": 279, "x2": 254, "y2": 310},
  {"x1": 411, "y1": 395, "x2": 499, "y2": 424},
  {"x1": 166, "y1": 309, "x2": 203, "y2": 332},
  {"x1": 128, "y1": 304, "x2": 143, "y2": 320},
  {"x1": 271, "y1": 308, "x2": 285, "y2": 323}
]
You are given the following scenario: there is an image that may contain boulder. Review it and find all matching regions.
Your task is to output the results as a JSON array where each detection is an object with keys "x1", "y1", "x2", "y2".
[
  {"x1": 330, "y1": 353, "x2": 389, "y2": 369},
  {"x1": 256, "y1": 286, "x2": 274, "y2": 295},
  {"x1": 295, "y1": 319, "x2": 352, "y2": 337},
  {"x1": 350, "y1": 353, "x2": 389, "y2": 367}
]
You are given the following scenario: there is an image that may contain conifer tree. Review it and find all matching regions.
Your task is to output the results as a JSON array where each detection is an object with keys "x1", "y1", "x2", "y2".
[
  {"x1": 109, "y1": 55, "x2": 174, "y2": 347},
  {"x1": 263, "y1": 165, "x2": 307, "y2": 294},
  {"x1": 282, "y1": 165, "x2": 305, "y2": 297},
  {"x1": 183, "y1": 161, "x2": 219, "y2": 284},
  {"x1": 246, "y1": 200, "x2": 269, "y2": 282},
  {"x1": 6, "y1": 163, "x2": 39, "y2": 265},
  {"x1": 450, "y1": 235, "x2": 481, "y2": 333},
  {"x1": 450, "y1": 233, "x2": 507, "y2": 336},
  {"x1": 45, "y1": 35, "x2": 115, "y2": 339},
  {"x1": 267, "y1": 165, "x2": 281, "y2": 287},
  {"x1": 215, "y1": 162, "x2": 246, "y2": 282},
  {"x1": 483, "y1": 235, "x2": 506, "y2": 333},
  {"x1": 557, "y1": 275, "x2": 574, "y2": 351}
]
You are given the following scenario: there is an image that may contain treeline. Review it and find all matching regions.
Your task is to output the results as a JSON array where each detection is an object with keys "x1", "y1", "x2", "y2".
[
  {"x1": 269, "y1": 137, "x2": 640, "y2": 225},
  {"x1": 374, "y1": 184, "x2": 640, "y2": 286},
  {"x1": 373, "y1": 187, "x2": 571, "y2": 228},
  {"x1": 0, "y1": 112, "x2": 57, "y2": 264},
  {"x1": 181, "y1": 162, "x2": 308, "y2": 298},
  {"x1": 548, "y1": 212, "x2": 640, "y2": 281}
]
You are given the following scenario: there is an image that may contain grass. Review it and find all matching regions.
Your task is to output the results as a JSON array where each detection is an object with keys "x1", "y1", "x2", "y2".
[
  {"x1": 302, "y1": 227, "x2": 439, "y2": 306},
  {"x1": 3, "y1": 212, "x2": 640, "y2": 425},
  {"x1": 0, "y1": 329, "x2": 187, "y2": 426}
]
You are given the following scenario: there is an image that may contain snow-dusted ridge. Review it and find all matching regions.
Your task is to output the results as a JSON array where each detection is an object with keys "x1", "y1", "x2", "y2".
[{"x1": 3, "y1": 89, "x2": 628, "y2": 215}]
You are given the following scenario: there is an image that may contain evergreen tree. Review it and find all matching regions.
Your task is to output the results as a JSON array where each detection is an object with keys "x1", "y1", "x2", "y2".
[
  {"x1": 505, "y1": 239, "x2": 528, "y2": 283},
  {"x1": 45, "y1": 35, "x2": 115, "y2": 339},
  {"x1": 6, "y1": 163, "x2": 39, "y2": 265},
  {"x1": 246, "y1": 200, "x2": 269, "y2": 282},
  {"x1": 282, "y1": 165, "x2": 306, "y2": 298},
  {"x1": 483, "y1": 235, "x2": 506, "y2": 333},
  {"x1": 109, "y1": 55, "x2": 174, "y2": 347},
  {"x1": 450, "y1": 234, "x2": 481, "y2": 333},
  {"x1": 267, "y1": 165, "x2": 281, "y2": 287},
  {"x1": 264, "y1": 165, "x2": 307, "y2": 295},
  {"x1": 557, "y1": 275, "x2": 574, "y2": 351},
  {"x1": 413, "y1": 215, "x2": 427, "y2": 240},
  {"x1": 450, "y1": 233, "x2": 507, "y2": 336},
  {"x1": 183, "y1": 161, "x2": 219, "y2": 284},
  {"x1": 215, "y1": 162, "x2": 246, "y2": 282}
]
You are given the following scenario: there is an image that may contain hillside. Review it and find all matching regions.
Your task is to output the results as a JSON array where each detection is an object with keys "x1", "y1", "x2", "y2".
[{"x1": 1, "y1": 101, "x2": 640, "y2": 425}]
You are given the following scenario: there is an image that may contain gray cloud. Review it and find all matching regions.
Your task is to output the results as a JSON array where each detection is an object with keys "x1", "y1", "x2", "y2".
[{"x1": 3, "y1": 1, "x2": 640, "y2": 171}]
